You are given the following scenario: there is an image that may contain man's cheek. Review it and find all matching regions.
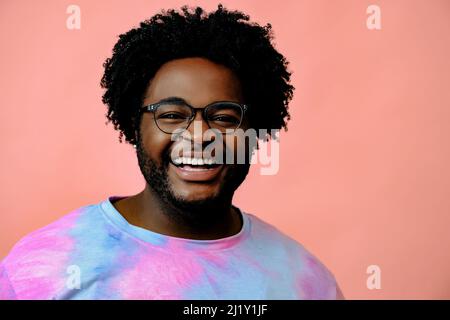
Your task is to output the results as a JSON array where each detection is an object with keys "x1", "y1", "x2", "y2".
[{"x1": 142, "y1": 141, "x2": 170, "y2": 168}]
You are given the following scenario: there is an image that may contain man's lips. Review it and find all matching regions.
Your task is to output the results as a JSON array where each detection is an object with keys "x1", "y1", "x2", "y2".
[{"x1": 168, "y1": 160, "x2": 224, "y2": 182}]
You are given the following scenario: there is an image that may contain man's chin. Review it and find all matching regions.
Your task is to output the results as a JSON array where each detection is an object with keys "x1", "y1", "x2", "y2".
[
  {"x1": 163, "y1": 190, "x2": 228, "y2": 226},
  {"x1": 168, "y1": 188, "x2": 222, "y2": 209},
  {"x1": 170, "y1": 182, "x2": 220, "y2": 199}
]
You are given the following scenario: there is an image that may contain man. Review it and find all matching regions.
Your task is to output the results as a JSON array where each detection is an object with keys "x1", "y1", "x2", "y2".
[{"x1": 0, "y1": 4, "x2": 344, "y2": 299}]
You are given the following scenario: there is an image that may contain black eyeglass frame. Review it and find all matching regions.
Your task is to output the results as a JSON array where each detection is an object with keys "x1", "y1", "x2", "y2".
[{"x1": 140, "y1": 100, "x2": 250, "y2": 134}]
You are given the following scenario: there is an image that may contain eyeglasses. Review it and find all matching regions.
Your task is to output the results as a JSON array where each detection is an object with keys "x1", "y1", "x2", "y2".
[{"x1": 140, "y1": 97, "x2": 250, "y2": 134}]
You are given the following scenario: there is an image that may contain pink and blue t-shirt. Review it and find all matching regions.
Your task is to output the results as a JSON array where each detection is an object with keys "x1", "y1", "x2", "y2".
[{"x1": 0, "y1": 196, "x2": 343, "y2": 299}]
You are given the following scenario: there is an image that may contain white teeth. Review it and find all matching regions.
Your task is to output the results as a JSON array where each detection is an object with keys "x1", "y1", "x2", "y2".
[{"x1": 172, "y1": 157, "x2": 218, "y2": 166}]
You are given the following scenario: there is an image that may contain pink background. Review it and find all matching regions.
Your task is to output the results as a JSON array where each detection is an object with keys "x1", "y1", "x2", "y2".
[{"x1": 1, "y1": 0, "x2": 449, "y2": 299}]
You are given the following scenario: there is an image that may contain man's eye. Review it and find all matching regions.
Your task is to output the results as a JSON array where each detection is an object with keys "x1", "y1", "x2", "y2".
[
  {"x1": 211, "y1": 115, "x2": 239, "y2": 123},
  {"x1": 159, "y1": 113, "x2": 186, "y2": 119}
]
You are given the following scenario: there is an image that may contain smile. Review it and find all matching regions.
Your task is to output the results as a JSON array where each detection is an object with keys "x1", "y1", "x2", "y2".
[
  {"x1": 171, "y1": 156, "x2": 220, "y2": 167},
  {"x1": 169, "y1": 156, "x2": 224, "y2": 181}
]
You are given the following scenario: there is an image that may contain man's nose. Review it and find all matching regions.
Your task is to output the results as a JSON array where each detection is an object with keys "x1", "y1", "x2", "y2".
[{"x1": 185, "y1": 111, "x2": 211, "y2": 144}]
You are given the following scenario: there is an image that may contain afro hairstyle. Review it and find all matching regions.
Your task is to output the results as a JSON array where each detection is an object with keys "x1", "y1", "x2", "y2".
[{"x1": 100, "y1": 3, "x2": 295, "y2": 145}]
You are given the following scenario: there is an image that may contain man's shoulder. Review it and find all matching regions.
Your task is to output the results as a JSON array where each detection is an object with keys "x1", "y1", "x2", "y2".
[
  {"x1": 244, "y1": 212, "x2": 339, "y2": 298},
  {"x1": 0, "y1": 201, "x2": 107, "y2": 299},
  {"x1": 245, "y1": 212, "x2": 312, "y2": 253},
  {"x1": 246, "y1": 212, "x2": 333, "y2": 267},
  {"x1": 1, "y1": 202, "x2": 101, "y2": 271}
]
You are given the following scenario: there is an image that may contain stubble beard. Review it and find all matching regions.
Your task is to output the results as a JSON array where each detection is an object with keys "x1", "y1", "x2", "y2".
[{"x1": 135, "y1": 138, "x2": 250, "y2": 229}]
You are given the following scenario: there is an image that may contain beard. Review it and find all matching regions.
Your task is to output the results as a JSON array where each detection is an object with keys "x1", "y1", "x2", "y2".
[{"x1": 135, "y1": 137, "x2": 250, "y2": 228}]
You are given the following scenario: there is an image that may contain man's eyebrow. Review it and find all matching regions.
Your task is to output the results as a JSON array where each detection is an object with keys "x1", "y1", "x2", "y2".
[{"x1": 156, "y1": 96, "x2": 187, "y2": 104}]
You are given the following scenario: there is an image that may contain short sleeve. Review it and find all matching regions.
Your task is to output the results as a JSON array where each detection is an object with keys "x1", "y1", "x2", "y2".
[
  {"x1": 336, "y1": 283, "x2": 345, "y2": 300},
  {"x1": 0, "y1": 263, "x2": 17, "y2": 300}
]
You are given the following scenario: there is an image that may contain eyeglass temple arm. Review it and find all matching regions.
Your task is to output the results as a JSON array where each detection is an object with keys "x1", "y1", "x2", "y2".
[{"x1": 141, "y1": 104, "x2": 158, "y2": 112}]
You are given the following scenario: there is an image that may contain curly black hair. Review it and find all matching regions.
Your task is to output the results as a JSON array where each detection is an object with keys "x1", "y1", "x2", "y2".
[{"x1": 100, "y1": 3, "x2": 294, "y2": 145}]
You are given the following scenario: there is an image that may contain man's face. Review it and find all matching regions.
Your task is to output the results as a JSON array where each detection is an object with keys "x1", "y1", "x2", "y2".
[{"x1": 136, "y1": 57, "x2": 252, "y2": 223}]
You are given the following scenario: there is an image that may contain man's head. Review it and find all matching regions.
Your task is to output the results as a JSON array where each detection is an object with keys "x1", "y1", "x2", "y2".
[
  {"x1": 100, "y1": 4, "x2": 294, "y2": 223},
  {"x1": 136, "y1": 57, "x2": 253, "y2": 224}
]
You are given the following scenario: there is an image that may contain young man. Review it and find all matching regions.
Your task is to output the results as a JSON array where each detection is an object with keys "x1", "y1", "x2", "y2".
[{"x1": 0, "y1": 4, "x2": 344, "y2": 299}]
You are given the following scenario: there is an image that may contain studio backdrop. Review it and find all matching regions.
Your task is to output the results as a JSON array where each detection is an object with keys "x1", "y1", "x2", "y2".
[{"x1": 1, "y1": 0, "x2": 449, "y2": 299}]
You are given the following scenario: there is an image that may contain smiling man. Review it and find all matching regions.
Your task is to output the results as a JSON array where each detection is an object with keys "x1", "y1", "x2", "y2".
[{"x1": 0, "y1": 4, "x2": 344, "y2": 300}]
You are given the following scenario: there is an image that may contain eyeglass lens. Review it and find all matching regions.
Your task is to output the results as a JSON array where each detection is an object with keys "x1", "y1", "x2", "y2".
[{"x1": 154, "y1": 102, "x2": 243, "y2": 133}]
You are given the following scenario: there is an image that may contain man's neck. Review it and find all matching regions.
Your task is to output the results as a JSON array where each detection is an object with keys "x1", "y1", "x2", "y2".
[{"x1": 112, "y1": 186, "x2": 242, "y2": 240}]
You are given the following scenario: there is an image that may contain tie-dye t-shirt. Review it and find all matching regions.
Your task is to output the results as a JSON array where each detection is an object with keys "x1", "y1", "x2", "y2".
[{"x1": 0, "y1": 196, "x2": 343, "y2": 300}]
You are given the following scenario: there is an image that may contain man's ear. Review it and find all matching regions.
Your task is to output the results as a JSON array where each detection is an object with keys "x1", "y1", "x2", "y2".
[{"x1": 133, "y1": 129, "x2": 139, "y2": 149}]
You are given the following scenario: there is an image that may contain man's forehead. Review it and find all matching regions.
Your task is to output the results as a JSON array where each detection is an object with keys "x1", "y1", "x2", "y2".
[{"x1": 144, "y1": 57, "x2": 244, "y2": 106}]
